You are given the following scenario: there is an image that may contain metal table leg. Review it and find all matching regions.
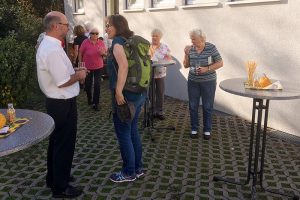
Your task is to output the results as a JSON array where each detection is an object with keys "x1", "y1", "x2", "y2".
[{"x1": 214, "y1": 98, "x2": 299, "y2": 200}]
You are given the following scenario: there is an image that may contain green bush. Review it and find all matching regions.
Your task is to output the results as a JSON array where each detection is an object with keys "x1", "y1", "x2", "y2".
[{"x1": 0, "y1": 35, "x2": 35, "y2": 107}]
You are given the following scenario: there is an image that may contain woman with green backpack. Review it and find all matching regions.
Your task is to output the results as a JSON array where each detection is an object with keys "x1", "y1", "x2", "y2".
[{"x1": 105, "y1": 14, "x2": 146, "y2": 183}]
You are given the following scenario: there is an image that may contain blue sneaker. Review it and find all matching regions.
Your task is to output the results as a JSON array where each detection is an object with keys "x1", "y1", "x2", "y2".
[
  {"x1": 110, "y1": 171, "x2": 136, "y2": 183},
  {"x1": 136, "y1": 169, "x2": 145, "y2": 178}
]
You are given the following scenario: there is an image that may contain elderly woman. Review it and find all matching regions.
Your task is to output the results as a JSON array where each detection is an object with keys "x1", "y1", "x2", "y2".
[
  {"x1": 149, "y1": 29, "x2": 171, "y2": 120},
  {"x1": 183, "y1": 29, "x2": 223, "y2": 140},
  {"x1": 79, "y1": 27, "x2": 107, "y2": 111}
]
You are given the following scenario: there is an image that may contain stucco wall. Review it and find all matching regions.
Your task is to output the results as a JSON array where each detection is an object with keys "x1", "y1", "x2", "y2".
[
  {"x1": 64, "y1": 0, "x2": 300, "y2": 136},
  {"x1": 64, "y1": 0, "x2": 106, "y2": 41},
  {"x1": 120, "y1": 0, "x2": 300, "y2": 136}
]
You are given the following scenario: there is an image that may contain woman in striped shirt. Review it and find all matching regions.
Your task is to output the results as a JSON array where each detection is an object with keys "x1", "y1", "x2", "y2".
[{"x1": 183, "y1": 29, "x2": 223, "y2": 140}]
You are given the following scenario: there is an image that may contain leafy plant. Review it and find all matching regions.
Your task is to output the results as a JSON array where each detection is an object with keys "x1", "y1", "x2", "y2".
[{"x1": 0, "y1": 35, "x2": 35, "y2": 107}]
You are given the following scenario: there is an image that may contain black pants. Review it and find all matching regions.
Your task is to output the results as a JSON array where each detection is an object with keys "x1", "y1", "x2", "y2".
[
  {"x1": 85, "y1": 68, "x2": 101, "y2": 105},
  {"x1": 45, "y1": 97, "x2": 77, "y2": 192}
]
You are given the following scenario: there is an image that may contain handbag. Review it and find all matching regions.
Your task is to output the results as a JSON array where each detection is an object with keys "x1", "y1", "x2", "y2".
[{"x1": 116, "y1": 101, "x2": 136, "y2": 123}]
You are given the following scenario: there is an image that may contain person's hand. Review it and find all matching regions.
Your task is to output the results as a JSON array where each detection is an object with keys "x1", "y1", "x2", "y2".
[
  {"x1": 196, "y1": 66, "x2": 209, "y2": 74},
  {"x1": 74, "y1": 66, "x2": 87, "y2": 71},
  {"x1": 76, "y1": 69, "x2": 87, "y2": 81},
  {"x1": 115, "y1": 91, "x2": 126, "y2": 105},
  {"x1": 98, "y1": 46, "x2": 107, "y2": 56},
  {"x1": 184, "y1": 45, "x2": 192, "y2": 55}
]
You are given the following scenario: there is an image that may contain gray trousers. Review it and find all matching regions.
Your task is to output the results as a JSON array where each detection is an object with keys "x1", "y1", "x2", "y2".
[{"x1": 153, "y1": 77, "x2": 165, "y2": 115}]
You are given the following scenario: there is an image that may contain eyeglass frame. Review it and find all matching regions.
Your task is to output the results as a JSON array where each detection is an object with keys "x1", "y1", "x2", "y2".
[
  {"x1": 90, "y1": 32, "x2": 99, "y2": 35},
  {"x1": 105, "y1": 23, "x2": 112, "y2": 28},
  {"x1": 57, "y1": 22, "x2": 69, "y2": 27}
]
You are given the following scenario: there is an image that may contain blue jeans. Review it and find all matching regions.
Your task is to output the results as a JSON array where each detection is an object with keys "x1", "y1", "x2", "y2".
[
  {"x1": 112, "y1": 91, "x2": 146, "y2": 176},
  {"x1": 188, "y1": 79, "x2": 216, "y2": 132}
]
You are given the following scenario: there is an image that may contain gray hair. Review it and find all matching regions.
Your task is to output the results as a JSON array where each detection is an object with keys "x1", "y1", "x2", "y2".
[
  {"x1": 90, "y1": 27, "x2": 99, "y2": 33},
  {"x1": 189, "y1": 29, "x2": 206, "y2": 41},
  {"x1": 43, "y1": 15, "x2": 61, "y2": 32},
  {"x1": 151, "y1": 28, "x2": 163, "y2": 37},
  {"x1": 84, "y1": 21, "x2": 93, "y2": 31}
]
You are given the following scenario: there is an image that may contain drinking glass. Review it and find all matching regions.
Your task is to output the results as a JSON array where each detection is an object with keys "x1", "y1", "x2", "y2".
[{"x1": 246, "y1": 61, "x2": 256, "y2": 86}]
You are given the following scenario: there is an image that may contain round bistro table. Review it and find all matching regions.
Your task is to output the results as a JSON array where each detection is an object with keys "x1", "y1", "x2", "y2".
[
  {"x1": 0, "y1": 109, "x2": 54, "y2": 157},
  {"x1": 214, "y1": 78, "x2": 300, "y2": 200}
]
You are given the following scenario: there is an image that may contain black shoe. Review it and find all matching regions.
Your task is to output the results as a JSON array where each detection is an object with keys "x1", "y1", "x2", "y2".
[
  {"x1": 190, "y1": 131, "x2": 198, "y2": 139},
  {"x1": 157, "y1": 114, "x2": 165, "y2": 120},
  {"x1": 203, "y1": 132, "x2": 211, "y2": 140},
  {"x1": 46, "y1": 176, "x2": 75, "y2": 188},
  {"x1": 69, "y1": 175, "x2": 75, "y2": 182},
  {"x1": 46, "y1": 181, "x2": 52, "y2": 188},
  {"x1": 93, "y1": 104, "x2": 99, "y2": 111},
  {"x1": 52, "y1": 185, "x2": 82, "y2": 198}
]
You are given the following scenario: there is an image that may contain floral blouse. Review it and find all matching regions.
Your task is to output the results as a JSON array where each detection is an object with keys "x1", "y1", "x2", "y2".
[{"x1": 150, "y1": 43, "x2": 171, "y2": 79}]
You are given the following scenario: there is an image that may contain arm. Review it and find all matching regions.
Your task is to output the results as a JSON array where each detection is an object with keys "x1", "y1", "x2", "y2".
[
  {"x1": 183, "y1": 45, "x2": 192, "y2": 68},
  {"x1": 78, "y1": 51, "x2": 82, "y2": 63},
  {"x1": 73, "y1": 45, "x2": 79, "y2": 64},
  {"x1": 58, "y1": 70, "x2": 87, "y2": 88},
  {"x1": 199, "y1": 60, "x2": 223, "y2": 73},
  {"x1": 198, "y1": 44, "x2": 223, "y2": 73},
  {"x1": 99, "y1": 41, "x2": 108, "y2": 56},
  {"x1": 113, "y1": 43, "x2": 128, "y2": 105}
]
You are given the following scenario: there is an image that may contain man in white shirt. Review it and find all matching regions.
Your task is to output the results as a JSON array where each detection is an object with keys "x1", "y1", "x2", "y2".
[{"x1": 36, "y1": 11, "x2": 86, "y2": 198}]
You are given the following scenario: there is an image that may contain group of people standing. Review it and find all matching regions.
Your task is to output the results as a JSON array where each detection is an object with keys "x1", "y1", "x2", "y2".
[{"x1": 36, "y1": 11, "x2": 222, "y2": 198}]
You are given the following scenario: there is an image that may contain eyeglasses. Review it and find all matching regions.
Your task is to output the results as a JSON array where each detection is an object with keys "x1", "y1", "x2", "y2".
[
  {"x1": 90, "y1": 32, "x2": 99, "y2": 35},
  {"x1": 105, "y1": 24, "x2": 112, "y2": 28},
  {"x1": 58, "y1": 22, "x2": 69, "y2": 27}
]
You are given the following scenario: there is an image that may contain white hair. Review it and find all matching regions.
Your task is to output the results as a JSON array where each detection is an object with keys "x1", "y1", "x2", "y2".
[
  {"x1": 84, "y1": 21, "x2": 93, "y2": 31},
  {"x1": 151, "y1": 28, "x2": 163, "y2": 37},
  {"x1": 90, "y1": 27, "x2": 99, "y2": 33},
  {"x1": 189, "y1": 29, "x2": 206, "y2": 41}
]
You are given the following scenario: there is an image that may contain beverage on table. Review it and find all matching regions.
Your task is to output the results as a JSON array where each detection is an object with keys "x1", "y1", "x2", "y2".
[{"x1": 7, "y1": 103, "x2": 16, "y2": 125}]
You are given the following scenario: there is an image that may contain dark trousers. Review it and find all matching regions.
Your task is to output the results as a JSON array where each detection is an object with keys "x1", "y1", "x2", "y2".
[
  {"x1": 85, "y1": 68, "x2": 101, "y2": 105},
  {"x1": 153, "y1": 77, "x2": 165, "y2": 115},
  {"x1": 45, "y1": 97, "x2": 77, "y2": 192}
]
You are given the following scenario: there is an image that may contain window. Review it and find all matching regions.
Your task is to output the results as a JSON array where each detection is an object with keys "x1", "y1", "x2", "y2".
[
  {"x1": 73, "y1": 0, "x2": 85, "y2": 14},
  {"x1": 226, "y1": 0, "x2": 281, "y2": 5},
  {"x1": 185, "y1": 0, "x2": 218, "y2": 4},
  {"x1": 151, "y1": 0, "x2": 175, "y2": 8},
  {"x1": 126, "y1": 0, "x2": 144, "y2": 9}
]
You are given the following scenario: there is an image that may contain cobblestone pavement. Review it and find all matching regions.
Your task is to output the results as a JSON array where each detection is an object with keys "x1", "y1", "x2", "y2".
[{"x1": 0, "y1": 80, "x2": 300, "y2": 200}]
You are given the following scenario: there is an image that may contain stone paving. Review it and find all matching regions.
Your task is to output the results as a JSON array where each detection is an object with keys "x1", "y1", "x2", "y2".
[{"x1": 0, "y1": 80, "x2": 300, "y2": 200}]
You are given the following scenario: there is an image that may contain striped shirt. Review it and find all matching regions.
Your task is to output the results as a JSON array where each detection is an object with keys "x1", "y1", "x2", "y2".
[{"x1": 188, "y1": 42, "x2": 222, "y2": 82}]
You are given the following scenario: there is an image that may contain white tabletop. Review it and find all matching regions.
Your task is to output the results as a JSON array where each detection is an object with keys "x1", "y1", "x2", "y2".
[
  {"x1": 219, "y1": 78, "x2": 300, "y2": 100},
  {"x1": 0, "y1": 109, "x2": 54, "y2": 157},
  {"x1": 151, "y1": 60, "x2": 176, "y2": 67}
]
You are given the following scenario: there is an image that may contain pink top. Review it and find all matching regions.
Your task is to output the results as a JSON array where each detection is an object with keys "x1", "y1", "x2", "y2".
[{"x1": 79, "y1": 39, "x2": 106, "y2": 70}]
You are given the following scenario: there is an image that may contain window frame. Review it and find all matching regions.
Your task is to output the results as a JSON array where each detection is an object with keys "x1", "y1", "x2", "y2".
[
  {"x1": 185, "y1": 0, "x2": 219, "y2": 4},
  {"x1": 73, "y1": 0, "x2": 85, "y2": 14},
  {"x1": 225, "y1": 0, "x2": 281, "y2": 6},
  {"x1": 122, "y1": 0, "x2": 145, "y2": 12},
  {"x1": 151, "y1": 0, "x2": 176, "y2": 8}
]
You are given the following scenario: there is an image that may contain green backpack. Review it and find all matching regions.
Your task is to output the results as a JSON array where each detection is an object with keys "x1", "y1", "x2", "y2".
[{"x1": 122, "y1": 35, "x2": 151, "y2": 93}]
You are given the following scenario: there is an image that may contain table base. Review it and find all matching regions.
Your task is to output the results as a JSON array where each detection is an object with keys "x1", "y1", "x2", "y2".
[
  {"x1": 213, "y1": 99, "x2": 299, "y2": 200},
  {"x1": 142, "y1": 94, "x2": 175, "y2": 142}
]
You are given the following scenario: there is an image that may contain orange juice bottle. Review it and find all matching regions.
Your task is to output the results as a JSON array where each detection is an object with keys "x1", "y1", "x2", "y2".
[{"x1": 7, "y1": 103, "x2": 16, "y2": 125}]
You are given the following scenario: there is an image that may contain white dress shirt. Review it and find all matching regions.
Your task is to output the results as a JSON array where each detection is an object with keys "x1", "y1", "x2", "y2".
[{"x1": 36, "y1": 35, "x2": 79, "y2": 99}]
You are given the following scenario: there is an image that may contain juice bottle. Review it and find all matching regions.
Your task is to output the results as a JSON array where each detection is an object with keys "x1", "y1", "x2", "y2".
[{"x1": 7, "y1": 103, "x2": 16, "y2": 125}]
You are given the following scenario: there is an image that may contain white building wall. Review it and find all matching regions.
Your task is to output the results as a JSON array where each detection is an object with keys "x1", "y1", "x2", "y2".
[
  {"x1": 64, "y1": 0, "x2": 106, "y2": 41},
  {"x1": 65, "y1": 0, "x2": 300, "y2": 137}
]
